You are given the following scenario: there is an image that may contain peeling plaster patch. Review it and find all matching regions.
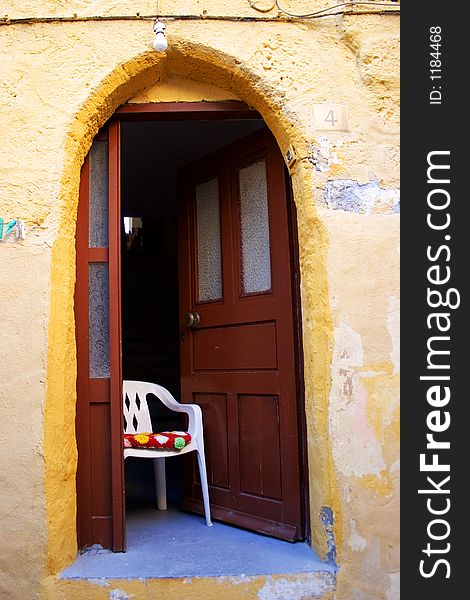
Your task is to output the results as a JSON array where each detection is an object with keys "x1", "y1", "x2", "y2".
[
  {"x1": 330, "y1": 322, "x2": 385, "y2": 477},
  {"x1": 330, "y1": 324, "x2": 386, "y2": 478},
  {"x1": 109, "y1": 590, "x2": 131, "y2": 600},
  {"x1": 343, "y1": 483, "x2": 352, "y2": 504},
  {"x1": 258, "y1": 573, "x2": 336, "y2": 600},
  {"x1": 330, "y1": 379, "x2": 386, "y2": 478},
  {"x1": 333, "y1": 322, "x2": 364, "y2": 367},
  {"x1": 88, "y1": 578, "x2": 110, "y2": 587},
  {"x1": 215, "y1": 575, "x2": 255, "y2": 585},
  {"x1": 387, "y1": 296, "x2": 400, "y2": 374},
  {"x1": 310, "y1": 136, "x2": 343, "y2": 172},
  {"x1": 80, "y1": 544, "x2": 111, "y2": 556},
  {"x1": 324, "y1": 179, "x2": 400, "y2": 214},
  {"x1": 321, "y1": 507, "x2": 337, "y2": 565},
  {"x1": 348, "y1": 517, "x2": 367, "y2": 552},
  {"x1": 229, "y1": 575, "x2": 256, "y2": 585},
  {"x1": 386, "y1": 571, "x2": 400, "y2": 600},
  {"x1": 332, "y1": 323, "x2": 363, "y2": 403}
]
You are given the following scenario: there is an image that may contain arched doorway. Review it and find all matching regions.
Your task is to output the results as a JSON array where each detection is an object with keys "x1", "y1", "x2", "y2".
[{"x1": 74, "y1": 101, "x2": 309, "y2": 551}]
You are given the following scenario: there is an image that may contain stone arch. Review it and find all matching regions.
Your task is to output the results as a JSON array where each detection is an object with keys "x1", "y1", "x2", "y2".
[{"x1": 44, "y1": 38, "x2": 338, "y2": 574}]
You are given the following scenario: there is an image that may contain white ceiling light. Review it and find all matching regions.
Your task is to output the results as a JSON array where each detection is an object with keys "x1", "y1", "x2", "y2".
[{"x1": 152, "y1": 19, "x2": 168, "y2": 52}]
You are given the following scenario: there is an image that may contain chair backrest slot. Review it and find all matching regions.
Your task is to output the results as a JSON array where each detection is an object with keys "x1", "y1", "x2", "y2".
[{"x1": 123, "y1": 387, "x2": 153, "y2": 433}]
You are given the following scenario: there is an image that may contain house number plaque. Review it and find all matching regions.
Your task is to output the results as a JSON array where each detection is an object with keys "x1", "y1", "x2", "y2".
[{"x1": 312, "y1": 104, "x2": 349, "y2": 131}]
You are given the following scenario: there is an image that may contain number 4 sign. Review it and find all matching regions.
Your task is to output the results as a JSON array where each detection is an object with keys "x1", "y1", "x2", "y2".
[{"x1": 312, "y1": 104, "x2": 349, "y2": 131}]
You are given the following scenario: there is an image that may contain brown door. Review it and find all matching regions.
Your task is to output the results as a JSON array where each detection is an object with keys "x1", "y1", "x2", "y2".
[
  {"x1": 179, "y1": 129, "x2": 303, "y2": 541},
  {"x1": 75, "y1": 123, "x2": 125, "y2": 551}
]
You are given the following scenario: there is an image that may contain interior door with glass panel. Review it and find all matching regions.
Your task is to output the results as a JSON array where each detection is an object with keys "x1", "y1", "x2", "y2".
[
  {"x1": 75, "y1": 123, "x2": 125, "y2": 551},
  {"x1": 178, "y1": 128, "x2": 303, "y2": 541}
]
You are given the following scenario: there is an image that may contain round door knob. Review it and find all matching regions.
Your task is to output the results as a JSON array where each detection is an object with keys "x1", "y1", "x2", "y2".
[{"x1": 184, "y1": 311, "x2": 200, "y2": 328}]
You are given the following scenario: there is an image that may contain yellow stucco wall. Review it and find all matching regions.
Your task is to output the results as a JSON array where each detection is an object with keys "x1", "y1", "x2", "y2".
[{"x1": 0, "y1": 2, "x2": 399, "y2": 599}]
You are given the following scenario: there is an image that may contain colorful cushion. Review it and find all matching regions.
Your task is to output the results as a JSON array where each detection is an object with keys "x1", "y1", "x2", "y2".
[{"x1": 124, "y1": 431, "x2": 191, "y2": 450}]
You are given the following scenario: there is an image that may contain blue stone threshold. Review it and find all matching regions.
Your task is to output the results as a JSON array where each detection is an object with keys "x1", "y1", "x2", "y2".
[{"x1": 60, "y1": 507, "x2": 337, "y2": 580}]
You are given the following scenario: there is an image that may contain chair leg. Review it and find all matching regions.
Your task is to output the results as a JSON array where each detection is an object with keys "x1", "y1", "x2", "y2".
[
  {"x1": 196, "y1": 449, "x2": 213, "y2": 527},
  {"x1": 153, "y1": 458, "x2": 167, "y2": 511}
]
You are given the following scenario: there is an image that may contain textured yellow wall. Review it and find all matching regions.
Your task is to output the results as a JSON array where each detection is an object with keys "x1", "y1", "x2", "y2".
[
  {"x1": 42, "y1": 573, "x2": 337, "y2": 600},
  {"x1": 0, "y1": 2, "x2": 399, "y2": 599}
]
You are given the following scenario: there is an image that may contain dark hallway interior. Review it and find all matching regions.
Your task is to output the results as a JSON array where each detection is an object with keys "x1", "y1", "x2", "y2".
[{"x1": 120, "y1": 118, "x2": 265, "y2": 511}]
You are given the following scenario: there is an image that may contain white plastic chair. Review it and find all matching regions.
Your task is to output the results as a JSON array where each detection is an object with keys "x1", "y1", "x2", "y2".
[{"x1": 123, "y1": 380, "x2": 212, "y2": 526}]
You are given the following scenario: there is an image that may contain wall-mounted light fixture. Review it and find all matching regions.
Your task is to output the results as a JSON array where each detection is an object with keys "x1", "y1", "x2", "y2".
[{"x1": 152, "y1": 19, "x2": 168, "y2": 52}]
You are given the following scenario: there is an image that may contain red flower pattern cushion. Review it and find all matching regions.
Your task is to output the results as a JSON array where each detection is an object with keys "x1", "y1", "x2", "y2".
[{"x1": 124, "y1": 430, "x2": 191, "y2": 450}]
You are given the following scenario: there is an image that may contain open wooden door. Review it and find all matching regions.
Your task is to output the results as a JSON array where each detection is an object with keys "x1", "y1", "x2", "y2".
[
  {"x1": 179, "y1": 128, "x2": 304, "y2": 541},
  {"x1": 75, "y1": 122, "x2": 125, "y2": 551}
]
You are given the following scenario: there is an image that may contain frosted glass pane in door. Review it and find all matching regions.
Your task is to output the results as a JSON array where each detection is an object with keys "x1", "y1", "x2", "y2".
[
  {"x1": 89, "y1": 262, "x2": 110, "y2": 378},
  {"x1": 239, "y1": 159, "x2": 271, "y2": 294},
  {"x1": 89, "y1": 140, "x2": 109, "y2": 247},
  {"x1": 196, "y1": 178, "x2": 222, "y2": 302}
]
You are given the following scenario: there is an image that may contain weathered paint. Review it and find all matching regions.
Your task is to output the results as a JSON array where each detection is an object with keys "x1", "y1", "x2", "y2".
[
  {"x1": 258, "y1": 573, "x2": 336, "y2": 600},
  {"x1": 0, "y1": 3, "x2": 399, "y2": 599},
  {"x1": 324, "y1": 208, "x2": 399, "y2": 598},
  {"x1": 323, "y1": 179, "x2": 400, "y2": 214},
  {"x1": 40, "y1": 572, "x2": 337, "y2": 600},
  {"x1": 320, "y1": 507, "x2": 337, "y2": 565},
  {"x1": 309, "y1": 137, "x2": 345, "y2": 174}
]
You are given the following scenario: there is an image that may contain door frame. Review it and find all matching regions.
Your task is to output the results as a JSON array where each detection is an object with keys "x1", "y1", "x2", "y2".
[
  {"x1": 76, "y1": 101, "x2": 310, "y2": 548},
  {"x1": 75, "y1": 122, "x2": 125, "y2": 550}
]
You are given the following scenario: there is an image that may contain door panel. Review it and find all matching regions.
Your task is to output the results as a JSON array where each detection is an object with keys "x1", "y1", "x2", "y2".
[
  {"x1": 192, "y1": 322, "x2": 277, "y2": 371},
  {"x1": 193, "y1": 393, "x2": 230, "y2": 489},
  {"x1": 75, "y1": 123, "x2": 125, "y2": 551},
  {"x1": 238, "y1": 394, "x2": 282, "y2": 499},
  {"x1": 179, "y1": 128, "x2": 303, "y2": 541}
]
